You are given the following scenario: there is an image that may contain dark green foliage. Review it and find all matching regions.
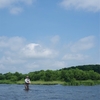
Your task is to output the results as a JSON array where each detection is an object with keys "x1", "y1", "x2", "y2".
[
  {"x1": 0, "y1": 73, "x2": 5, "y2": 80},
  {"x1": 64, "y1": 64, "x2": 100, "y2": 74},
  {"x1": 0, "y1": 64, "x2": 100, "y2": 84},
  {"x1": 14, "y1": 72, "x2": 23, "y2": 81}
]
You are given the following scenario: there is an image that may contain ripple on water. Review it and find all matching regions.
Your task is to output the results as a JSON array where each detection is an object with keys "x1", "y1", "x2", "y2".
[{"x1": 0, "y1": 84, "x2": 100, "y2": 100}]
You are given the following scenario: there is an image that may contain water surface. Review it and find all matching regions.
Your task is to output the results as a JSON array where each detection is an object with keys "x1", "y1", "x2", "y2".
[{"x1": 0, "y1": 84, "x2": 100, "y2": 100}]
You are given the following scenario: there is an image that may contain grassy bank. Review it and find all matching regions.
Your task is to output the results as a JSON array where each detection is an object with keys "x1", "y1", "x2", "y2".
[
  {"x1": 63, "y1": 80, "x2": 100, "y2": 86},
  {"x1": 16, "y1": 81, "x2": 64, "y2": 85},
  {"x1": 0, "y1": 80, "x2": 100, "y2": 86}
]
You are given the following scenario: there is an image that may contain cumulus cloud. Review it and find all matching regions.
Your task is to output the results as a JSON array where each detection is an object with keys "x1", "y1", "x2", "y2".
[
  {"x1": 0, "y1": 36, "x2": 57, "y2": 59},
  {"x1": 0, "y1": 36, "x2": 26, "y2": 68},
  {"x1": 0, "y1": 0, "x2": 36, "y2": 14},
  {"x1": 61, "y1": 35, "x2": 96, "y2": 64},
  {"x1": 70, "y1": 36, "x2": 95, "y2": 52},
  {"x1": 0, "y1": 36, "x2": 58, "y2": 73},
  {"x1": 60, "y1": 0, "x2": 100, "y2": 12},
  {"x1": 20, "y1": 43, "x2": 56, "y2": 58},
  {"x1": 0, "y1": 56, "x2": 25, "y2": 65},
  {"x1": 0, "y1": 35, "x2": 98, "y2": 73},
  {"x1": 0, "y1": 36, "x2": 25, "y2": 50}
]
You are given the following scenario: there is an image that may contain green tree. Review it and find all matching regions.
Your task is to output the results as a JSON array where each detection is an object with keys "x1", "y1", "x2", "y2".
[
  {"x1": 0, "y1": 73, "x2": 5, "y2": 80},
  {"x1": 4, "y1": 72, "x2": 12, "y2": 80},
  {"x1": 14, "y1": 72, "x2": 23, "y2": 81},
  {"x1": 10, "y1": 76, "x2": 18, "y2": 82},
  {"x1": 44, "y1": 70, "x2": 53, "y2": 81}
]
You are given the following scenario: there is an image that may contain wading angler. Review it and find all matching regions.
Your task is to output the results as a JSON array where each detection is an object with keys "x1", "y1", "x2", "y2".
[{"x1": 24, "y1": 76, "x2": 31, "y2": 90}]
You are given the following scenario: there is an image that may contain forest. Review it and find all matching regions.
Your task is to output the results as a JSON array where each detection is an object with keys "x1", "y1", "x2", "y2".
[{"x1": 0, "y1": 64, "x2": 100, "y2": 85}]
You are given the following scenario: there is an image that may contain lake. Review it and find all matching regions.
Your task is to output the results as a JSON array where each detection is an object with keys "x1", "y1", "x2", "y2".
[{"x1": 0, "y1": 84, "x2": 100, "y2": 100}]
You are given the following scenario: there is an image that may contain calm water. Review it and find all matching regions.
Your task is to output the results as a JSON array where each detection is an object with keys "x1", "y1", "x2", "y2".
[{"x1": 0, "y1": 84, "x2": 100, "y2": 100}]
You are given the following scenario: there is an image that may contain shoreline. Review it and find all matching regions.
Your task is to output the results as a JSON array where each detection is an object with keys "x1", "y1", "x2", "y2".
[{"x1": 0, "y1": 80, "x2": 100, "y2": 86}]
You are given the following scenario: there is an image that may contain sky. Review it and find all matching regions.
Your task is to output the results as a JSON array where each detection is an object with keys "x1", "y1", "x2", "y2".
[{"x1": 0, "y1": 0, "x2": 100, "y2": 73}]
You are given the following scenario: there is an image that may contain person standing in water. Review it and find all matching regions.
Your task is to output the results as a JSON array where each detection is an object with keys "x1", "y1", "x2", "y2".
[{"x1": 25, "y1": 76, "x2": 31, "y2": 90}]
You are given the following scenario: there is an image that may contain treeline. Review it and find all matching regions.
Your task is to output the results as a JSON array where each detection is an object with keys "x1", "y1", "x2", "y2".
[
  {"x1": 61, "y1": 64, "x2": 100, "y2": 74},
  {"x1": 0, "y1": 64, "x2": 100, "y2": 83},
  {"x1": 28, "y1": 64, "x2": 100, "y2": 82}
]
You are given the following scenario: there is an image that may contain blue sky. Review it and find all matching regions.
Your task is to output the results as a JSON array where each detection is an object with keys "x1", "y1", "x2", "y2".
[{"x1": 0, "y1": 0, "x2": 100, "y2": 73}]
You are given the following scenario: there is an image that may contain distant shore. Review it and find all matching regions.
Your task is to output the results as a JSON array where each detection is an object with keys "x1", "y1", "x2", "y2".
[{"x1": 0, "y1": 80, "x2": 100, "y2": 86}]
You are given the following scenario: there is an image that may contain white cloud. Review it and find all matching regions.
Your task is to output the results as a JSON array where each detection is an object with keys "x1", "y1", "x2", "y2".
[
  {"x1": 20, "y1": 43, "x2": 56, "y2": 58},
  {"x1": 0, "y1": 36, "x2": 25, "y2": 50},
  {"x1": 63, "y1": 53, "x2": 88, "y2": 60},
  {"x1": 51, "y1": 61, "x2": 67, "y2": 69},
  {"x1": 0, "y1": 0, "x2": 15, "y2": 8},
  {"x1": 33, "y1": 60, "x2": 67, "y2": 70},
  {"x1": 70, "y1": 36, "x2": 95, "y2": 52},
  {"x1": 0, "y1": 35, "x2": 98, "y2": 73},
  {"x1": 0, "y1": 0, "x2": 36, "y2": 14},
  {"x1": 0, "y1": 56, "x2": 25, "y2": 65},
  {"x1": 0, "y1": 36, "x2": 58, "y2": 73},
  {"x1": 0, "y1": 37, "x2": 57, "y2": 59},
  {"x1": 0, "y1": 0, "x2": 35, "y2": 8},
  {"x1": 60, "y1": 0, "x2": 100, "y2": 12}
]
